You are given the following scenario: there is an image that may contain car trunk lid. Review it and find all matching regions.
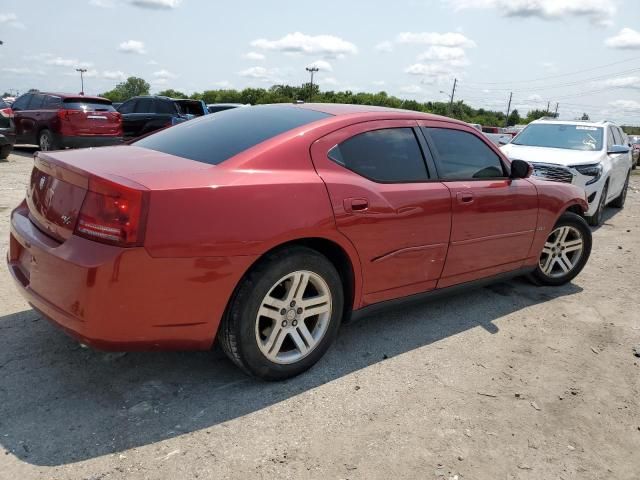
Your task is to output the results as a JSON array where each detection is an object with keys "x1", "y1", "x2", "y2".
[{"x1": 59, "y1": 98, "x2": 121, "y2": 137}]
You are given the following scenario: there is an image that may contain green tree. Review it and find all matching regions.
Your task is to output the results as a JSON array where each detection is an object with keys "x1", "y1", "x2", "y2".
[
  {"x1": 525, "y1": 109, "x2": 550, "y2": 123},
  {"x1": 100, "y1": 77, "x2": 150, "y2": 102},
  {"x1": 507, "y1": 109, "x2": 521, "y2": 126},
  {"x1": 581, "y1": 113, "x2": 590, "y2": 120},
  {"x1": 156, "y1": 89, "x2": 188, "y2": 98}
]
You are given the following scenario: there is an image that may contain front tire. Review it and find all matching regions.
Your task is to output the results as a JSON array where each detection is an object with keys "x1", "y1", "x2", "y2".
[
  {"x1": 219, "y1": 246, "x2": 344, "y2": 381},
  {"x1": 610, "y1": 172, "x2": 630, "y2": 208},
  {"x1": 529, "y1": 212, "x2": 592, "y2": 286},
  {"x1": 586, "y1": 181, "x2": 608, "y2": 227},
  {"x1": 0, "y1": 144, "x2": 12, "y2": 159}
]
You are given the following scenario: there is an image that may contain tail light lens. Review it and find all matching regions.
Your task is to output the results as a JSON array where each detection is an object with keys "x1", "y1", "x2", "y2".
[
  {"x1": 0, "y1": 107, "x2": 13, "y2": 118},
  {"x1": 75, "y1": 176, "x2": 149, "y2": 247}
]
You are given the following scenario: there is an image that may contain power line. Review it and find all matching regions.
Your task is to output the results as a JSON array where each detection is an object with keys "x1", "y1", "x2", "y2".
[{"x1": 463, "y1": 56, "x2": 640, "y2": 86}]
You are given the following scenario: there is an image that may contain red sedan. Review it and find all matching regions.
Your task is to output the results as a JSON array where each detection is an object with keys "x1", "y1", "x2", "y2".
[{"x1": 7, "y1": 104, "x2": 592, "y2": 380}]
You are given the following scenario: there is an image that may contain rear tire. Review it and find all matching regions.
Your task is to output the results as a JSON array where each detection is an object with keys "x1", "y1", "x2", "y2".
[
  {"x1": 38, "y1": 129, "x2": 58, "y2": 151},
  {"x1": 529, "y1": 212, "x2": 592, "y2": 286},
  {"x1": 610, "y1": 172, "x2": 630, "y2": 209},
  {"x1": 0, "y1": 144, "x2": 11, "y2": 159},
  {"x1": 586, "y1": 181, "x2": 608, "y2": 227},
  {"x1": 219, "y1": 246, "x2": 344, "y2": 381}
]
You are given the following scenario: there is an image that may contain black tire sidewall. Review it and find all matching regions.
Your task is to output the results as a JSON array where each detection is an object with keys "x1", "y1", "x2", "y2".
[
  {"x1": 533, "y1": 213, "x2": 592, "y2": 286},
  {"x1": 230, "y1": 248, "x2": 344, "y2": 380}
]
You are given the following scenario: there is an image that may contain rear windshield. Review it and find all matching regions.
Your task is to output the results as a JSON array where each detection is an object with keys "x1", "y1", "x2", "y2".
[
  {"x1": 175, "y1": 100, "x2": 205, "y2": 116},
  {"x1": 134, "y1": 105, "x2": 331, "y2": 165},
  {"x1": 63, "y1": 99, "x2": 115, "y2": 112},
  {"x1": 513, "y1": 124, "x2": 603, "y2": 151}
]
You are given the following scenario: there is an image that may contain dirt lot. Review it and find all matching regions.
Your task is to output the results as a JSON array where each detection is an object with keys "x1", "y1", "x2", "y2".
[{"x1": 0, "y1": 148, "x2": 638, "y2": 480}]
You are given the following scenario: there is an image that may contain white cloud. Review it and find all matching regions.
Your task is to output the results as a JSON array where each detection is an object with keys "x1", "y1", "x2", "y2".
[
  {"x1": 147, "y1": 59, "x2": 159, "y2": 65},
  {"x1": 151, "y1": 78, "x2": 169, "y2": 86},
  {"x1": 374, "y1": 41, "x2": 393, "y2": 53},
  {"x1": 89, "y1": 0, "x2": 115, "y2": 7},
  {"x1": 400, "y1": 84, "x2": 423, "y2": 94},
  {"x1": 212, "y1": 80, "x2": 233, "y2": 88},
  {"x1": 0, "y1": 12, "x2": 25, "y2": 29},
  {"x1": 118, "y1": 40, "x2": 146, "y2": 54},
  {"x1": 2, "y1": 67, "x2": 32, "y2": 74},
  {"x1": 416, "y1": 46, "x2": 470, "y2": 67},
  {"x1": 251, "y1": 32, "x2": 358, "y2": 58},
  {"x1": 605, "y1": 28, "x2": 640, "y2": 49},
  {"x1": 405, "y1": 63, "x2": 454, "y2": 78},
  {"x1": 243, "y1": 52, "x2": 265, "y2": 61},
  {"x1": 153, "y1": 69, "x2": 177, "y2": 79},
  {"x1": 306, "y1": 60, "x2": 333, "y2": 72},
  {"x1": 103, "y1": 70, "x2": 127, "y2": 80},
  {"x1": 129, "y1": 0, "x2": 181, "y2": 8},
  {"x1": 322, "y1": 77, "x2": 339, "y2": 86},
  {"x1": 396, "y1": 32, "x2": 476, "y2": 48},
  {"x1": 601, "y1": 76, "x2": 640, "y2": 89},
  {"x1": 45, "y1": 57, "x2": 92, "y2": 68},
  {"x1": 609, "y1": 99, "x2": 640, "y2": 112},
  {"x1": 372, "y1": 80, "x2": 386, "y2": 86},
  {"x1": 448, "y1": 0, "x2": 616, "y2": 26},
  {"x1": 238, "y1": 66, "x2": 282, "y2": 83}
]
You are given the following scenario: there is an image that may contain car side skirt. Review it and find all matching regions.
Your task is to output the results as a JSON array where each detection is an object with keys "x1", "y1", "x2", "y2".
[{"x1": 350, "y1": 266, "x2": 536, "y2": 322}]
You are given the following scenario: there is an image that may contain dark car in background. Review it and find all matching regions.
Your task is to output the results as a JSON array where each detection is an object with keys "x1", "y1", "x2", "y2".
[
  {"x1": 0, "y1": 98, "x2": 16, "y2": 159},
  {"x1": 11, "y1": 92, "x2": 122, "y2": 151},
  {"x1": 117, "y1": 96, "x2": 208, "y2": 139}
]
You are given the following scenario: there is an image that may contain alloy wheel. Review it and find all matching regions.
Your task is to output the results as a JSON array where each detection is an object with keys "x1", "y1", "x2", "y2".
[
  {"x1": 39, "y1": 133, "x2": 51, "y2": 151},
  {"x1": 255, "y1": 270, "x2": 332, "y2": 364},
  {"x1": 539, "y1": 226, "x2": 585, "y2": 278}
]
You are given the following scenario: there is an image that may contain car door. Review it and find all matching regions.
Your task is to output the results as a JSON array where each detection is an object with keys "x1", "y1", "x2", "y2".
[
  {"x1": 419, "y1": 122, "x2": 538, "y2": 288},
  {"x1": 310, "y1": 120, "x2": 452, "y2": 306},
  {"x1": 608, "y1": 126, "x2": 626, "y2": 199},
  {"x1": 11, "y1": 94, "x2": 33, "y2": 144},
  {"x1": 117, "y1": 99, "x2": 137, "y2": 138}
]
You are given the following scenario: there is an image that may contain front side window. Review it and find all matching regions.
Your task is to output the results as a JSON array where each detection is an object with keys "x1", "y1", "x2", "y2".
[
  {"x1": 513, "y1": 123, "x2": 603, "y2": 151},
  {"x1": 28, "y1": 94, "x2": 45, "y2": 110},
  {"x1": 11, "y1": 94, "x2": 31, "y2": 111},
  {"x1": 328, "y1": 128, "x2": 429, "y2": 183},
  {"x1": 425, "y1": 128, "x2": 505, "y2": 180}
]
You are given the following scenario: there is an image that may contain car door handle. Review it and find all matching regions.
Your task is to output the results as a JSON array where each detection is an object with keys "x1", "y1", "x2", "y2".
[
  {"x1": 456, "y1": 192, "x2": 474, "y2": 204},
  {"x1": 344, "y1": 198, "x2": 369, "y2": 213}
]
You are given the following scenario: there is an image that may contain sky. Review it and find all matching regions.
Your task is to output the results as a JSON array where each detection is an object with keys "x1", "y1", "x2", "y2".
[{"x1": 1, "y1": 0, "x2": 640, "y2": 124}]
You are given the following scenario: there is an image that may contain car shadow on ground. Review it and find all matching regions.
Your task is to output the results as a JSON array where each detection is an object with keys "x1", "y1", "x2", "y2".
[
  {"x1": 0, "y1": 277, "x2": 582, "y2": 466},
  {"x1": 7, "y1": 146, "x2": 38, "y2": 160}
]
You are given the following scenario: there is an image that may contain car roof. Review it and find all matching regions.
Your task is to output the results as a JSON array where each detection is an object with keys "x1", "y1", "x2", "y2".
[
  {"x1": 294, "y1": 102, "x2": 465, "y2": 124},
  {"x1": 531, "y1": 118, "x2": 617, "y2": 128},
  {"x1": 35, "y1": 92, "x2": 111, "y2": 102},
  {"x1": 207, "y1": 103, "x2": 247, "y2": 107}
]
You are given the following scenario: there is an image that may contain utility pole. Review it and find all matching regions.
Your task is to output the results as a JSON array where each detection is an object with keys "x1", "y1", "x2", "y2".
[
  {"x1": 305, "y1": 66, "x2": 319, "y2": 102},
  {"x1": 554, "y1": 102, "x2": 559, "y2": 118},
  {"x1": 76, "y1": 68, "x2": 87, "y2": 95},
  {"x1": 448, "y1": 78, "x2": 457, "y2": 116},
  {"x1": 546, "y1": 101, "x2": 551, "y2": 113},
  {"x1": 504, "y1": 92, "x2": 513, "y2": 127}
]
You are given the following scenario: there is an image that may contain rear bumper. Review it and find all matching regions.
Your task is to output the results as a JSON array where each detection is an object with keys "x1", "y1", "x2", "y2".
[
  {"x1": 7, "y1": 202, "x2": 256, "y2": 351},
  {"x1": 58, "y1": 135, "x2": 123, "y2": 149}
]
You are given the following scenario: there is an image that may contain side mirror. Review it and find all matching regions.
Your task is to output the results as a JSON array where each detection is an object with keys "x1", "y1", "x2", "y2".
[
  {"x1": 608, "y1": 144, "x2": 630, "y2": 155},
  {"x1": 510, "y1": 159, "x2": 532, "y2": 179}
]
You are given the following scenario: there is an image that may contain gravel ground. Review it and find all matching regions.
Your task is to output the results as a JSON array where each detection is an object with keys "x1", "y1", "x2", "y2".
[{"x1": 0, "y1": 149, "x2": 639, "y2": 480}]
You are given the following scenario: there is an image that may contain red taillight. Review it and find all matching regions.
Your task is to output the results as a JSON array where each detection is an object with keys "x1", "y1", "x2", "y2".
[
  {"x1": 0, "y1": 107, "x2": 13, "y2": 118},
  {"x1": 75, "y1": 176, "x2": 149, "y2": 247}
]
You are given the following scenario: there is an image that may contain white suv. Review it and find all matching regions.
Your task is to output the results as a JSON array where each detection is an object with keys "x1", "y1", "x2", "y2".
[{"x1": 501, "y1": 119, "x2": 633, "y2": 226}]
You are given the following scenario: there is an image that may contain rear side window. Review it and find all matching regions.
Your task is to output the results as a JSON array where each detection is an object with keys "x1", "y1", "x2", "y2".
[
  {"x1": 155, "y1": 100, "x2": 177, "y2": 114},
  {"x1": 62, "y1": 99, "x2": 114, "y2": 111},
  {"x1": 135, "y1": 98, "x2": 154, "y2": 113},
  {"x1": 425, "y1": 128, "x2": 505, "y2": 180},
  {"x1": 44, "y1": 96, "x2": 62, "y2": 108},
  {"x1": 328, "y1": 128, "x2": 429, "y2": 183},
  {"x1": 134, "y1": 105, "x2": 331, "y2": 165},
  {"x1": 176, "y1": 100, "x2": 205, "y2": 116}
]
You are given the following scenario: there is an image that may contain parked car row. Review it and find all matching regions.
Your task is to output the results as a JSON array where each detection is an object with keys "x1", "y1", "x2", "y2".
[{"x1": 0, "y1": 92, "x2": 246, "y2": 156}]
